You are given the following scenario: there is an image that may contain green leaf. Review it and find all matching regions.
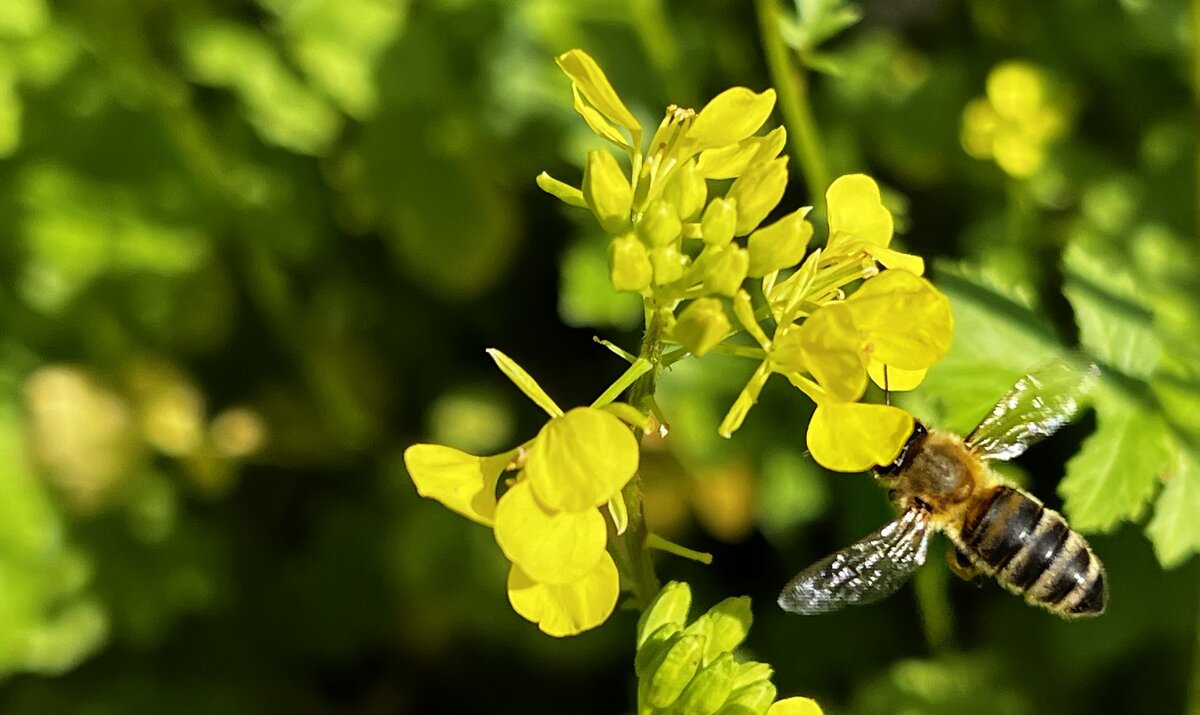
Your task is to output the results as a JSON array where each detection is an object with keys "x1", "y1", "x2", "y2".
[
  {"x1": 1062, "y1": 232, "x2": 1162, "y2": 379},
  {"x1": 909, "y1": 261, "x2": 1064, "y2": 433},
  {"x1": 1059, "y1": 385, "x2": 1170, "y2": 532},
  {"x1": 485, "y1": 349, "x2": 563, "y2": 418},
  {"x1": 1146, "y1": 447, "x2": 1200, "y2": 568}
]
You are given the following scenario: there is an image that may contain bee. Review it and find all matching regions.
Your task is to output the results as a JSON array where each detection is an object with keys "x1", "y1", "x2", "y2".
[{"x1": 779, "y1": 361, "x2": 1107, "y2": 619}]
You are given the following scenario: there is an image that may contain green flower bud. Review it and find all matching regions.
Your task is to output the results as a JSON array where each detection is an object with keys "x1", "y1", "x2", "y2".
[
  {"x1": 650, "y1": 245, "x2": 687, "y2": 285},
  {"x1": 638, "y1": 199, "x2": 683, "y2": 247},
  {"x1": 683, "y1": 596, "x2": 752, "y2": 663},
  {"x1": 584, "y1": 149, "x2": 633, "y2": 234},
  {"x1": 721, "y1": 679, "x2": 777, "y2": 713},
  {"x1": 637, "y1": 581, "x2": 693, "y2": 648},
  {"x1": 673, "y1": 298, "x2": 730, "y2": 356},
  {"x1": 536, "y1": 171, "x2": 587, "y2": 208},
  {"x1": 730, "y1": 661, "x2": 773, "y2": 690},
  {"x1": 609, "y1": 232, "x2": 652, "y2": 292},
  {"x1": 727, "y1": 157, "x2": 788, "y2": 236},
  {"x1": 645, "y1": 634, "x2": 705, "y2": 708},
  {"x1": 747, "y1": 209, "x2": 813, "y2": 277},
  {"x1": 674, "y1": 652, "x2": 736, "y2": 715},
  {"x1": 702, "y1": 245, "x2": 749, "y2": 297},
  {"x1": 701, "y1": 198, "x2": 738, "y2": 245},
  {"x1": 663, "y1": 159, "x2": 708, "y2": 221},
  {"x1": 635, "y1": 623, "x2": 682, "y2": 677}
]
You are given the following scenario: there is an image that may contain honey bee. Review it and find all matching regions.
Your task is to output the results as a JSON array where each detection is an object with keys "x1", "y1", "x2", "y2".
[{"x1": 779, "y1": 361, "x2": 1107, "y2": 619}]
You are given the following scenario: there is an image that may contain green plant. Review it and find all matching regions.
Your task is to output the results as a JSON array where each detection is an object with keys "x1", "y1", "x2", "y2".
[{"x1": 405, "y1": 48, "x2": 955, "y2": 713}]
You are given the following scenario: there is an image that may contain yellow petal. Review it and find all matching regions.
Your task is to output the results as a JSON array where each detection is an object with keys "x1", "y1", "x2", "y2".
[
  {"x1": 792, "y1": 302, "x2": 867, "y2": 402},
  {"x1": 686, "y1": 87, "x2": 777, "y2": 151},
  {"x1": 768, "y1": 697, "x2": 825, "y2": 715},
  {"x1": 556, "y1": 50, "x2": 641, "y2": 135},
  {"x1": 507, "y1": 552, "x2": 620, "y2": 637},
  {"x1": 867, "y1": 361, "x2": 928, "y2": 392},
  {"x1": 526, "y1": 407, "x2": 639, "y2": 511},
  {"x1": 807, "y1": 402, "x2": 914, "y2": 472},
  {"x1": 493, "y1": 480, "x2": 607, "y2": 584},
  {"x1": 826, "y1": 174, "x2": 893, "y2": 247},
  {"x1": 403, "y1": 444, "x2": 511, "y2": 526},
  {"x1": 844, "y1": 269, "x2": 953, "y2": 370},
  {"x1": 865, "y1": 245, "x2": 925, "y2": 276}
]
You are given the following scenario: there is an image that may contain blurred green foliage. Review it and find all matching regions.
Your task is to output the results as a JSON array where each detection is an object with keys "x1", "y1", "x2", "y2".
[{"x1": 0, "y1": 0, "x2": 1197, "y2": 713}]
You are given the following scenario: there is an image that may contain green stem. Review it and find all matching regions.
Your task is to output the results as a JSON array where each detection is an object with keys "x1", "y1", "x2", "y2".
[
  {"x1": 610, "y1": 306, "x2": 670, "y2": 609},
  {"x1": 755, "y1": 0, "x2": 831, "y2": 209},
  {"x1": 646, "y1": 533, "x2": 713, "y2": 564}
]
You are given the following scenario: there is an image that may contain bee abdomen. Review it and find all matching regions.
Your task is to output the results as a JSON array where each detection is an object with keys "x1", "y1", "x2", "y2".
[{"x1": 960, "y1": 486, "x2": 1106, "y2": 617}]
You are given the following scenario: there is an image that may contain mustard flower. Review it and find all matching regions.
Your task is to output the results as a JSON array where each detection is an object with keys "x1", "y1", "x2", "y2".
[
  {"x1": 961, "y1": 61, "x2": 1070, "y2": 178},
  {"x1": 405, "y1": 350, "x2": 641, "y2": 637}
]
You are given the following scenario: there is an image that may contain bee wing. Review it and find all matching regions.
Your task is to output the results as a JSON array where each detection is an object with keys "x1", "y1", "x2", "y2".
[
  {"x1": 966, "y1": 360, "x2": 1100, "y2": 462},
  {"x1": 778, "y1": 508, "x2": 932, "y2": 615}
]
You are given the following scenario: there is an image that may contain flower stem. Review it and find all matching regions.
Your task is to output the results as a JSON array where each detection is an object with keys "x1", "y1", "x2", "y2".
[
  {"x1": 646, "y1": 533, "x2": 714, "y2": 565},
  {"x1": 610, "y1": 306, "x2": 670, "y2": 609},
  {"x1": 755, "y1": 0, "x2": 831, "y2": 209}
]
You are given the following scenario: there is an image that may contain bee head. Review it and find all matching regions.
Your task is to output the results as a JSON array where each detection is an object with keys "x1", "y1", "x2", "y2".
[{"x1": 875, "y1": 421, "x2": 928, "y2": 479}]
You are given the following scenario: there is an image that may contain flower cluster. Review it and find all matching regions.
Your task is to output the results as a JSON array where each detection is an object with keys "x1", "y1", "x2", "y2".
[
  {"x1": 717, "y1": 174, "x2": 953, "y2": 471},
  {"x1": 540, "y1": 49, "x2": 803, "y2": 325},
  {"x1": 635, "y1": 581, "x2": 823, "y2": 715},
  {"x1": 539, "y1": 50, "x2": 953, "y2": 474},
  {"x1": 961, "y1": 61, "x2": 1070, "y2": 178},
  {"x1": 404, "y1": 349, "x2": 643, "y2": 636}
]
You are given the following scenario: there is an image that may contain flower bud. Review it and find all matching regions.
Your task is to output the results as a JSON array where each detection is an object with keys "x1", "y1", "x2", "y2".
[
  {"x1": 662, "y1": 159, "x2": 707, "y2": 221},
  {"x1": 727, "y1": 157, "x2": 788, "y2": 236},
  {"x1": 635, "y1": 623, "x2": 682, "y2": 677},
  {"x1": 638, "y1": 199, "x2": 683, "y2": 247},
  {"x1": 650, "y1": 245, "x2": 686, "y2": 286},
  {"x1": 701, "y1": 198, "x2": 738, "y2": 245},
  {"x1": 702, "y1": 245, "x2": 749, "y2": 297},
  {"x1": 747, "y1": 208, "x2": 813, "y2": 277},
  {"x1": 609, "y1": 232, "x2": 652, "y2": 292},
  {"x1": 583, "y1": 149, "x2": 633, "y2": 234},
  {"x1": 645, "y1": 634, "x2": 705, "y2": 708},
  {"x1": 673, "y1": 652, "x2": 736, "y2": 715},
  {"x1": 684, "y1": 596, "x2": 752, "y2": 663},
  {"x1": 723, "y1": 679, "x2": 777, "y2": 713},
  {"x1": 673, "y1": 298, "x2": 730, "y2": 356},
  {"x1": 637, "y1": 581, "x2": 693, "y2": 648}
]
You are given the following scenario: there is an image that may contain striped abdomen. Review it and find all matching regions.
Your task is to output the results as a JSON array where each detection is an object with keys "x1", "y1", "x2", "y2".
[{"x1": 958, "y1": 486, "x2": 1106, "y2": 617}]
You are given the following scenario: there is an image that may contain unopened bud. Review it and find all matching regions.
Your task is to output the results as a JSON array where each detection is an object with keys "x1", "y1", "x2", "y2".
[
  {"x1": 701, "y1": 198, "x2": 737, "y2": 245},
  {"x1": 673, "y1": 298, "x2": 730, "y2": 356},
  {"x1": 609, "y1": 233, "x2": 652, "y2": 292},
  {"x1": 638, "y1": 199, "x2": 683, "y2": 247},
  {"x1": 702, "y1": 245, "x2": 749, "y2": 297},
  {"x1": 747, "y1": 208, "x2": 813, "y2": 277},
  {"x1": 584, "y1": 149, "x2": 633, "y2": 234}
]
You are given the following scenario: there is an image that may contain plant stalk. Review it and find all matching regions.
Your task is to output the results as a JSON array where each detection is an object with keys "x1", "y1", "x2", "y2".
[
  {"x1": 610, "y1": 306, "x2": 669, "y2": 609},
  {"x1": 755, "y1": 0, "x2": 831, "y2": 209}
]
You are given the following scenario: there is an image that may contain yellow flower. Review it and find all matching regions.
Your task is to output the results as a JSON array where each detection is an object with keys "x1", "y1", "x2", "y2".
[
  {"x1": 406, "y1": 351, "x2": 642, "y2": 637},
  {"x1": 824, "y1": 174, "x2": 924, "y2": 277},
  {"x1": 783, "y1": 269, "x2": 953, "y2": 471},
  {"x1": 507, "y1": 553, "x2": 621, "y2": 637},
  {"x1": 961, "y1": 61, "x2": 1069, "y2": 178}
]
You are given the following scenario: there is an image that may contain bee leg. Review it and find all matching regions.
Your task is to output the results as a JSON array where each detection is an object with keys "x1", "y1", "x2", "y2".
[{"x1": 946, "y1": 546, "x2": 982, "y2": 584}]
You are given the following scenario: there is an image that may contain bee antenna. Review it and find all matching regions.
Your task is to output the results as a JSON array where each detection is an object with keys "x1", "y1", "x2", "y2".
[{"x1": 883, "y1": 365, "x2": 891, "y2": 406}]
